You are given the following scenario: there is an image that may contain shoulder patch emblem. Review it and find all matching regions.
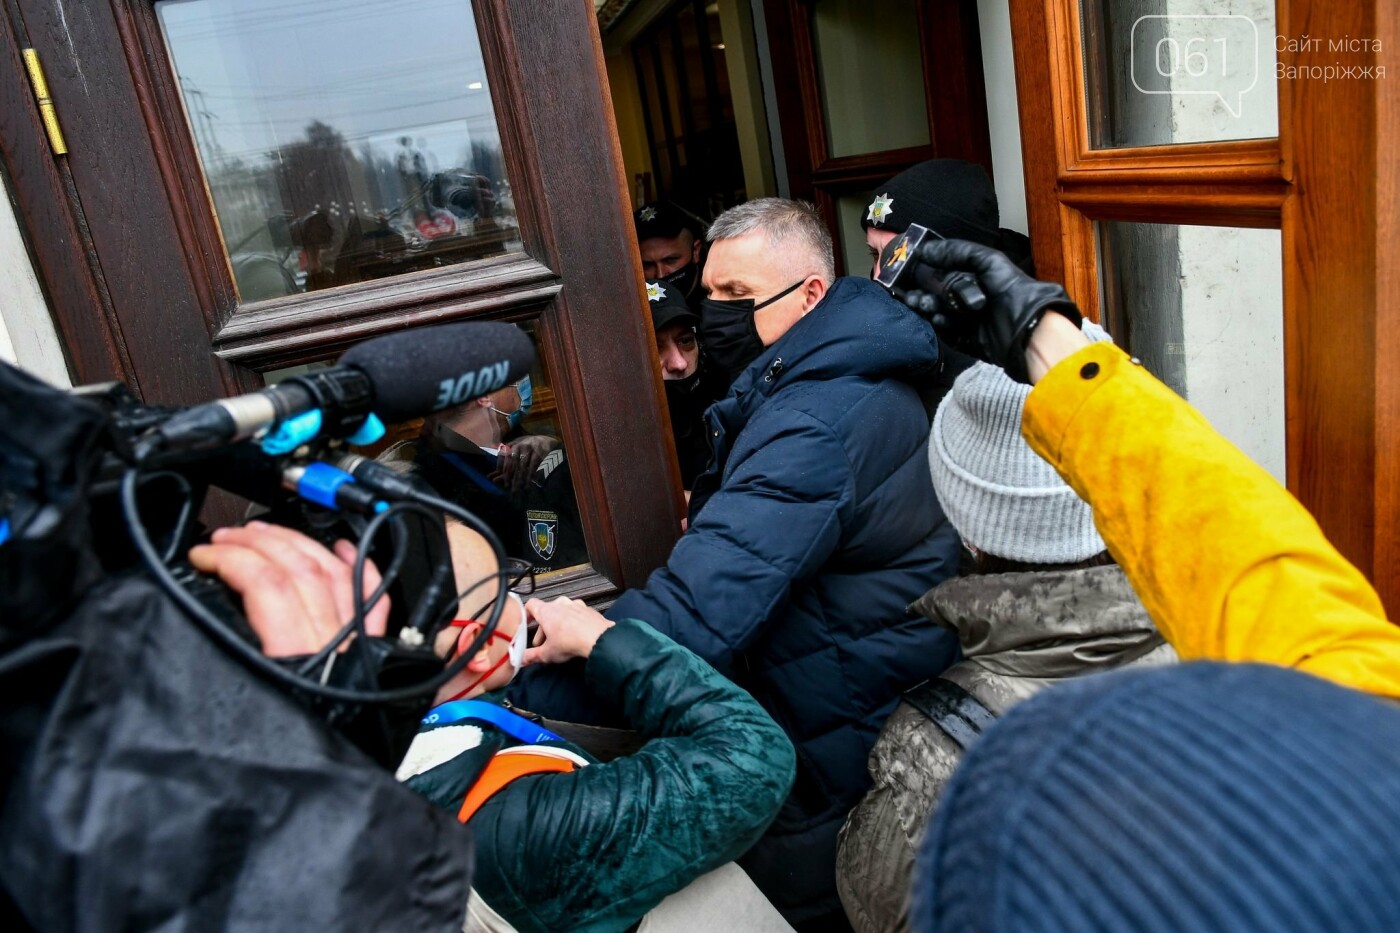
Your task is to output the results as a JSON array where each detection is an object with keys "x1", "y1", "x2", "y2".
[
  {"x1": 536, "y1": 449, "x2": 565, "y2": 481},
  {"x1": 526, "y1": 509, "x2": 558, "y2": 560}
]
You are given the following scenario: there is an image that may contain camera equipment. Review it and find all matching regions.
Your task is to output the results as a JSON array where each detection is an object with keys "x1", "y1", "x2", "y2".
[
  {"x1": 153, "y1": 319, "x2": 536, "y2": 454},
  {"x1": 874, "y1": 223, "x2": 988, "y2": 355},
  {"x1": 0, "y1": 337, "x2": 494, "y2": 929},
  {"x1": 3, "y1": 320, "x2": 538, "y2": 768}
]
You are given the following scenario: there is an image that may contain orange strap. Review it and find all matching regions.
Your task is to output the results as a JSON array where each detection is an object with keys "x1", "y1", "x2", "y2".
[{"x1": 457, "y1": 750, "x2": 578, "y2": 823}]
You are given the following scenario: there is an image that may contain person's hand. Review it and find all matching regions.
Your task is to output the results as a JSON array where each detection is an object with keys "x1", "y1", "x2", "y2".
[
  {"x1": 188, "y1": 521, "x2": 389, "y2": 657},
  {"x1": 1025, "y1": 310, "x2": 1093, "y2": 383},
  {"x1": 915, "y1": 239, "x2": 1084, "y2": 384},
  {"x1": 519, "y1": 596, "x2": 613, "y2": 666},
  {"x1": 493, "y1": 434, "x2": 562, "y2": 494}
]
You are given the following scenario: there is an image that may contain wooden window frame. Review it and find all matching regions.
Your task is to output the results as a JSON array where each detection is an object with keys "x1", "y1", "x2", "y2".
[
  {"x1": 1009, "y1": 0, "x2": 1399, "y2": 608},
  {"x1": 763, "y1": 0, "x2": 992, "y2": 274},
  {"x1": 0, "y1": 0, "x2": 685, "y2": 596}
]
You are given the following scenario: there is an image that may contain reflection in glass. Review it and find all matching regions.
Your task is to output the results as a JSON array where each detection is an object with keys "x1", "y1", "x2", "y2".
[
  {"x1": 1080, "y1": 0, "x2": 1278, "y2": 148},
  {"x1": 265, "y1": 324, "x2": 590, "y2": 578},
  {"x1": 157, "y1": 0, "x2": 520, "y2": 303},
  {"x1": 1098, "y1": 221, "x2": 1284, "y2": 480},
  {"x1": 811, "y1": 0, "x2": 929, "y2": 158}
]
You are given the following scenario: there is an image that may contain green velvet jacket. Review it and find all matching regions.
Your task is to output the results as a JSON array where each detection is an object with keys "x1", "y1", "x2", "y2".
[{"x1": 402, "y1": 619, "x2": 796, "y2": 933}]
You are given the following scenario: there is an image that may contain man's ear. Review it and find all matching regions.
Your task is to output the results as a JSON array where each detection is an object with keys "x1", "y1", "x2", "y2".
[
  {"x1": 457, "y1": 621, "x2": 496, "y2": 671},
  {"x1": 801, "y1": 276, "x2": 829, "y2": 314},
  {"x1": 690, "y1": 237, "x2": 702, "y2": 264}
]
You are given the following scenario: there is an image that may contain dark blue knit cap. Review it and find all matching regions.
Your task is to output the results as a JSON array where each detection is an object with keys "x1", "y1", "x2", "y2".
[{"x1": 912, "y1": 662, "x2": 1400, "y2": 932}]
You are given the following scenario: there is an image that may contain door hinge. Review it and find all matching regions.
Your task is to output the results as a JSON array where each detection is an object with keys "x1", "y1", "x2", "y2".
[{"x1": 21, "y1": 48, "x2": 68, "y2": 155}]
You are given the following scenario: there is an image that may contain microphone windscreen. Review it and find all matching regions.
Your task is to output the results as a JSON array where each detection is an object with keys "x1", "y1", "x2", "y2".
[{"x1": 340, "y1": 322, "x2": 537, "y2": 423}]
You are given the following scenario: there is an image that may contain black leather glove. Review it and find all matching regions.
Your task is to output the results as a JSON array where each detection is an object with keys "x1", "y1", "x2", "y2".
[{"x1": 917, "y1": 239, "x2": 1083, "y2": 384}]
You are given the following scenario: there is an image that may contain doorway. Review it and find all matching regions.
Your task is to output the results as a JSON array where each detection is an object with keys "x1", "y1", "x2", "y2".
[{"x1": 598, "y1": 0, "x2": 994, "y2": 274}]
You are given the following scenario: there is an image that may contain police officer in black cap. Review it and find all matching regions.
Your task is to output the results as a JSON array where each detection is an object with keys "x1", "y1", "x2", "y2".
[
  {"x1": 645, "y1": 279, "x2": 725, "y2": 489},
  {"x1": 861, "y1": 159, "x2": 1037, "y2": 413},
  {"x1": 859, "y1": 158, "x2": 1034, "y2": 278},
  {"x1": 635, "y1": 202, "x2": 705, "y2": 306}
]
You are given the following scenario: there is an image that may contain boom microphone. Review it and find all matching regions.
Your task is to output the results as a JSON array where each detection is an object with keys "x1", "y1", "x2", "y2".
[{"x1": 148, "y1": 322, "x2": 536, "y2": 455}]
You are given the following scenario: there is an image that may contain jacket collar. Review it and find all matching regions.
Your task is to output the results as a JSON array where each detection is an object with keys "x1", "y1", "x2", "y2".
[
  {"x1": 712, "y1": 276, "x2": 942, "y2": 437},
  {"x1": 912, "y1": 565, "x2": 1164, "y2": 678}
]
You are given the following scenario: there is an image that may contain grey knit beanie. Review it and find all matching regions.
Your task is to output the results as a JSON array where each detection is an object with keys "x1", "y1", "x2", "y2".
[{"x1": 929, "y1": 322, "x2": 1111, "y2": 563}]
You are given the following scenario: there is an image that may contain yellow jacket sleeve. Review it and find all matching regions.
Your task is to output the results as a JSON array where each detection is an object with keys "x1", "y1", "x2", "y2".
[{"x1": 1021, "y1": 342, "x2": 1400, "y2": 698}]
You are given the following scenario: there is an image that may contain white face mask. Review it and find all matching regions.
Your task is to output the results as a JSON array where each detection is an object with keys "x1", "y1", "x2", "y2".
[{"x1": 504, "y1": 592, "x2": 529, "y2": 671}]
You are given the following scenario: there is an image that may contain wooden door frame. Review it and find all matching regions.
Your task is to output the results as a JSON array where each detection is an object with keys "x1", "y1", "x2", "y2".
[
  {"x1": 762, "y1": 0, "x2": 993, "y2": 274},
  {"x1": 0, "y1": 0, "x2": 685, "y2": 593},
  {"x1": 1008, "y1": 0, "x2": 1399, "y2": 610}
]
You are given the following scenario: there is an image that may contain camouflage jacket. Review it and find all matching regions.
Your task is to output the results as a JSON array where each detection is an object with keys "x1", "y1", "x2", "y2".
[{"x1": 836, "y1": 565, "x2": 1175, "y2": 933}]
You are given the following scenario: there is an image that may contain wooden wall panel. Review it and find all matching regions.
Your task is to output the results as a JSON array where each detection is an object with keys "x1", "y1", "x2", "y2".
[
  {"x1": 1375, "y1": 0, "x2": 1400, "y2": 610},
  {"x1": 1282, "y1": 0, "x2": 1395, "y2": 609}
]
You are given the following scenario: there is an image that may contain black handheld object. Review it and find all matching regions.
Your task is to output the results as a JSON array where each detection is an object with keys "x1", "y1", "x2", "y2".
[
  {"x1": 875, "y1": 224, "x2": 988, "y2": 331},
  {"x1": 152, "y1": 321, "x2": 537, "y2": 453},
  {"x1": 876, "y1": 232, "x2": 1084, "y2": 384}
]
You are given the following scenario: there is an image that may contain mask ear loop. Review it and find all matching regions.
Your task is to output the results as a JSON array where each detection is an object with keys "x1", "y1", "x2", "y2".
[
  {"x1": 441, "y1": 592, "x2": 526, "y2": 703},
  {"x1": 752, "y1": 277, "x2": 808, "y2": 311}
]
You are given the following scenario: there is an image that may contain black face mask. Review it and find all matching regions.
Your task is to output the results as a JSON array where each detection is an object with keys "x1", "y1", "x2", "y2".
[
  {"x1": 661, "y1": 261, "x2": 699, "y2": 299},
  {"x1": 699, "y1": 279, "x2": 806, "y2": 382},
  {"x1": 663, "y1": 370, "x2": 703, "y2": 420}
]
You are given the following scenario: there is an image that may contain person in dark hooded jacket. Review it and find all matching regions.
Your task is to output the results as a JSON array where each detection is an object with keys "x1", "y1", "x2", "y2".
[{"x1": 514, "y1": 198, "x2": 962, "y2": 929}]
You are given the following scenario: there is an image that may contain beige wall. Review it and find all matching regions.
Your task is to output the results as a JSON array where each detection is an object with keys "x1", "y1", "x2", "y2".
[{"x1": 0, "y1": 168, "x2": 69, "y2": 386}]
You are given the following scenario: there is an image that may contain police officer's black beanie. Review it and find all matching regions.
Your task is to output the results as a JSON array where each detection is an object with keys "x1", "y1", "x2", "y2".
[
  {"x1": 910, "y1": 662, "x2": 1400, "y2": 932},
  {"x1": 863, "y1": 159, "x2": 1034, "y2": 273}
]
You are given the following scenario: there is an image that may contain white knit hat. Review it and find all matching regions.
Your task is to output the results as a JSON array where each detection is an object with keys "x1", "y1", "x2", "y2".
[{"x1": 929, "y1": 323, "x2": 1112, "y2": 563}]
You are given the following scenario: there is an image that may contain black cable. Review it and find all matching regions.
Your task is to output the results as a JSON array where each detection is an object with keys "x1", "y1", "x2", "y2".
[
  {"x1": 150, "y1": 471, "x2": 195, "y2": 565},
  {"x1": 293, "y1": 504, "x2": 416, "y2": 677},
  {"x1": 121, "y1": 444, "x2": 511, "y2": 704}
]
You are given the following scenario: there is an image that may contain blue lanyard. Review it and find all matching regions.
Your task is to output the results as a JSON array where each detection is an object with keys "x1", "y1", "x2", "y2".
[
  {"x1": 439, "y1": 451, "x2": 506, "y2": 497},
  {"x1": 422, "y1": 699, "x2": 564, "y2": 745}
]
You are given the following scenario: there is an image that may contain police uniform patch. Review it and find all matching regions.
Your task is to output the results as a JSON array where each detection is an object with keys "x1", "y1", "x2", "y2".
[
  {"x1": 867, "y1": 192, "x2": 894, "y2": 226},
  {"x1": 646, "y1": 281, "x2": 667, "y2": 302},
  {"x1": 526, "y1": 509, "x2": 558, "y2": 560},
  {"x1": 639, "y1": 205, "x2": 658, "y2": 222},
  {"x1": 536, "y1": 449, "x2": 564, "y2": 481}
]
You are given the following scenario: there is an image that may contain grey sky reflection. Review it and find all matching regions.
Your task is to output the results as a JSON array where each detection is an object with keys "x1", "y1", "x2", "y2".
[
  {"x1": 157, "y1": 0, "x2": 499, "y2": 166},
  {"x1": 155, "y1": 0, "x2": 515, "y2": 299}
]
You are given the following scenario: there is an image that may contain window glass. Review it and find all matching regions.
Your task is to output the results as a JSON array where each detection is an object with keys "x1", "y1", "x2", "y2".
[
  {"x1": 811, "y1": 0, "x2": 929, "y2": 158},
  {"x1": 1098, "y1": 221, "x2": 1284, "y2": 480},
  {"x1": 1080, "y1": 0, "x2": 1278, "y2": 148},
  {"x1": 834, "y1": 193, "x2": 877, "y2": 277},
  {"x1": 157, "y1": 0, "x2": 520, "y2": 303},
  {"x1": 265, "y1": 323, "x2": 590, "y2": 579}
]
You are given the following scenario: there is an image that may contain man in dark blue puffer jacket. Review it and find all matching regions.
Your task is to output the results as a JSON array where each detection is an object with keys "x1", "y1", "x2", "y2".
[{"x1": 515, "y1": 199, "x2": 962, "y2": 929}]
